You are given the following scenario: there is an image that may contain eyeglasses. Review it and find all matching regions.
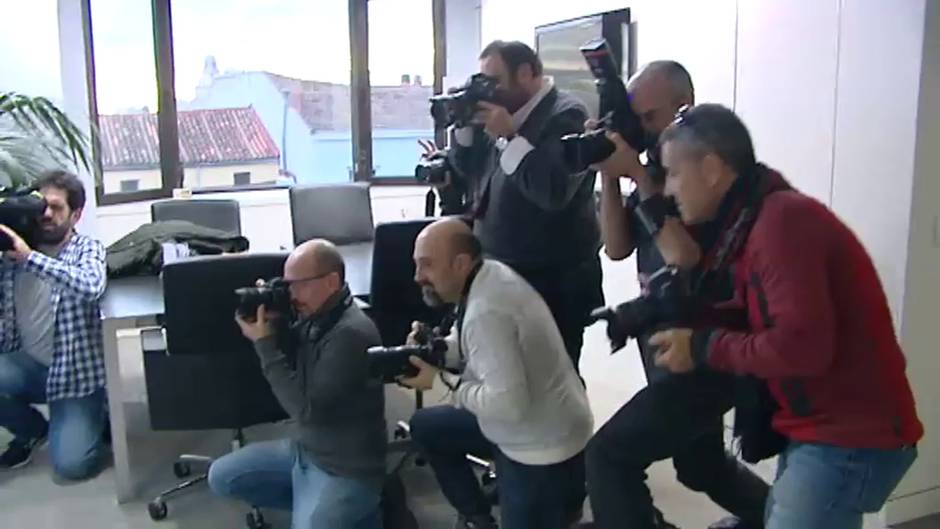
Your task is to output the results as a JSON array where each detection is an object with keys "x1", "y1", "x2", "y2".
[
  {"x1": 672, "y1": 104, "x2": 694, "y2": 127},
  {"x1": 282, "y1": 271, "x2": 334, "y2": 286}
]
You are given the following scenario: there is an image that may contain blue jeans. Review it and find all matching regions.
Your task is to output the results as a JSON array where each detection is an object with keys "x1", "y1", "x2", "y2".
[
  {"x1": 409, "y1": 405, "x2": 586, "y2": 529},
  {"x1": 208, "y1": 439, "x2": 382, "y2": 529},
  {"x1": 0, "y1": 351, "x2": 109, "y2": 480},
  {"x1": 766, "y1": 442, "x2": 917, "y2": 529}
]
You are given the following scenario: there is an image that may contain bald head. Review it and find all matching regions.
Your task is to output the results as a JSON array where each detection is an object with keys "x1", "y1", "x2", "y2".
[
  {"x1": 626, "y1": 60, "x2": 696, "y2": 147},
  {"x1": 413, "y1": 218, "x2": 482, "y2": 305},
  {"x1": 627, "y1": 60, "x2": 694, "y2": 102},
  {"x1": 287, "y1": 239, "x2": 346, "y2": 282},
  {"x1": 417, "y1": 218, "x2": 481, "y2": 261}
]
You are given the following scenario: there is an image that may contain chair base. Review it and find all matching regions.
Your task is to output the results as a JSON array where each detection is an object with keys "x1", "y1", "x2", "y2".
[{"x1": 147, "y1": 429, "x2": 269, "y2": 528}]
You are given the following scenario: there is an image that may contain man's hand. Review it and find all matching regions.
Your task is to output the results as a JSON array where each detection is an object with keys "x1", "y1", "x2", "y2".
[
  {"x1": 477, "y1": 101, "x2": 516, "y2": 139},
  {"x1": 650, "y1": 328, "x2": 695, "y2": 373},
  {"x1": 0, "y1": 224, "x2": 32, "y2": 262},
  {"x1": 656, "y1": 218, "x2": 703, "y2": 270},
  {"x1": 397, "y1": 355, "x2": 439, "y2": 391},
  {"x1": 406, "y1": 321, "x2": 429, "y2": 346},
  {"x1": 591, "y1": 132, "x2": 646, "y2": 182},
  {"x1": 235, "y1": 304, "x2": 275, "y2": 343}
]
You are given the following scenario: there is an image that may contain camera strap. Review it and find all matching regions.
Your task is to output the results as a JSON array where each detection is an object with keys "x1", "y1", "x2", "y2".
[{"x1": 455, "y1": 260, "x2": 485, "y2": 366}]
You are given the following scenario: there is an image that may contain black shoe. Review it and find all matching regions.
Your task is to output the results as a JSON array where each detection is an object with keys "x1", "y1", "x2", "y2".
[
  {"x1": 0, "y1": 425, "x2": 49, "y2": 470},
  {"x1": 708, "y1": 516, "x2": 761, "y2": 529},
  {"x1": 456, "y1": 513, "x2": 498, "y2": 529}
]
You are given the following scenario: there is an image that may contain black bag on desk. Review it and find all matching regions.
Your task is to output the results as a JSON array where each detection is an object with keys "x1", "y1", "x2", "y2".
[{"x1": 106, "y1": 220, "x2": 249, "y2": 278}]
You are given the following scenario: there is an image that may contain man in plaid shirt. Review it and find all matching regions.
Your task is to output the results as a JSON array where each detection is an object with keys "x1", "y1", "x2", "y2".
[{"x1": 0, "y1": 170, "x2": 109, "y2": 479}]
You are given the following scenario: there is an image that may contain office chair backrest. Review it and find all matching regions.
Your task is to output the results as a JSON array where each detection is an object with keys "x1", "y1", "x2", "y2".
[
  {"x1": 162, "y1": 253, "x2": 287, "y2": 356},
  {"x1": 369, "y1": 218, "x2": 447, "y2": 344},
  {"x1": 151, "y1": 199, "x2": 242, "y2": 235},
  {"x1": 150, "y1": 253, "x2": 290, "y2": 430},
  {"x1": 290, "y1": 183, "x2": 374, "y2": 246}
]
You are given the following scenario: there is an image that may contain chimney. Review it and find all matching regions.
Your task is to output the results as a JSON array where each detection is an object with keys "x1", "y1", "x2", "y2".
[
  {"x1": 401, "y1": 74, "x2": 411, "y2": 85},
  {"x1": 414, "y1": 75, "x2": 423, "y2": 86}
]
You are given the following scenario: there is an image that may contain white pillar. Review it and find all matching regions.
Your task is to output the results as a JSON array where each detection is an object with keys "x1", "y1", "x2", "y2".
[{"x1": 57, "y1": 0, "x2": 98, "y2": 237}]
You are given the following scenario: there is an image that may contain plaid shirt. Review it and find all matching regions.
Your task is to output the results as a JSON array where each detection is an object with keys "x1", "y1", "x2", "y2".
[{"x1": 0, "y1": 233, "x2": 107, "y2": 401}]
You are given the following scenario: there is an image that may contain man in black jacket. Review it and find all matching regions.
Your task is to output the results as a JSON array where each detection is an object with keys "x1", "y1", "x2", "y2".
[
  {"x1": 436, "y1": 40, "x2": 603, "y2": 370},
  {"x1": 212, "y1": 239, "x2": 385, "y2": 529}
]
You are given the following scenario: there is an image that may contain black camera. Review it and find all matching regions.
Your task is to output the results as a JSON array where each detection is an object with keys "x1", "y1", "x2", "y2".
[
  {"x1": 414, "y1": 149, "x2": 452, "y2": 185},
  {"x1": 589, "y1": 266, "x2": 690, "y2": 353},
  {"x1": 0, "y1": 187, "x2": 47, "y2": 252},
  {"x1": 429, "y1": 73, "x2": 501, "y2": 129},
  {"x1": 234, "y1": 277, "x2": 292, "y2": 319},
  {"x1": 561, "y1": 38, "x2": 650, "y2": 173},
  {"x1": 367, "y1": 338, "x2": 448, "y2": 383}
]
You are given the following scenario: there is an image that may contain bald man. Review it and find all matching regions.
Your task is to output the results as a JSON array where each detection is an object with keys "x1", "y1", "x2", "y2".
[
  {"x1": 214, "y1": 239, "x2": 386, "y2": 529},
  {"x1": 400, "y1": 219, "x2": 593, "y2": 529},
  {"x1": 586, "y1": 64, "x2": 769, "y2": 529}
]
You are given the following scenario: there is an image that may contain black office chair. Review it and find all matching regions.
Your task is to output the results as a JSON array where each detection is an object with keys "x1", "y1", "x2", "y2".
[
  {"x1": 367, "y1": 218, "x2": 445, "y2": 346},
  {"x1": 151, "y1": 199, "x2": 242, "y2": 235},
  {"x1": 289, "y1": 183, "x2": 374, "y2": 246},
  {"x1": 143, "y1": 253, "x2": 289, "y2": 528}
]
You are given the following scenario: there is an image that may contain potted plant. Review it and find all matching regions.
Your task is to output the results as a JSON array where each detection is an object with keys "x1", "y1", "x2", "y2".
[{"x1": 0, "y1": 91, "x2": 93, "y2": 189}]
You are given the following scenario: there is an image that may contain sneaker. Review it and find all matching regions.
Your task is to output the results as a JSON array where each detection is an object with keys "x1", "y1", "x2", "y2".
[
  {"x1": 456, "y1": 513, "x2": 498, "y2": 529},
  {"x1": 0, "y1": 425, "x2": 49, "y2": 470}
]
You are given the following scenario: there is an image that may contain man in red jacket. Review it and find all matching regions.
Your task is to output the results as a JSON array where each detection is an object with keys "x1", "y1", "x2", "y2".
[{"x1": 649, "y1": 103, "x2": 923, "y2": 529}]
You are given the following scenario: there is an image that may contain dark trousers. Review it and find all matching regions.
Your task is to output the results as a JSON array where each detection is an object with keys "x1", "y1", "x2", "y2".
[
  {"x1": 511, "y1": 255, "x2": 604, "y2": 372},
  {"x1": 586, "y1": 372, "x2": 770, "y2": 529},
  {"x1": 410, "y1": 406, "x2": 586, "y2": 529}
]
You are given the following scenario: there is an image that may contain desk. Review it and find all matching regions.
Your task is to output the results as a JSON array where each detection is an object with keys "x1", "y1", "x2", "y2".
[{"x1": 100, "y1": 246, "x2": 373, "y2": 503}]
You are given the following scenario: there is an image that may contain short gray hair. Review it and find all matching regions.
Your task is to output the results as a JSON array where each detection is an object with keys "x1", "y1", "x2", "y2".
[{"x1": 660, "y1": 104, "x2": 756, "y2": 174}]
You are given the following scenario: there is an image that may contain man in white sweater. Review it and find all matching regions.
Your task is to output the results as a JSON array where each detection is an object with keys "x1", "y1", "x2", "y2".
[{"x1": 400, "y1": 218, "x2": 593, "y2": 529}]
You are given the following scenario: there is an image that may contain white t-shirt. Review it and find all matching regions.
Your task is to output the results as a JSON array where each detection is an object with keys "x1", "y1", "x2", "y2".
[{"x1": 14, "y1": 269, "x2": 55, "y2": 367}]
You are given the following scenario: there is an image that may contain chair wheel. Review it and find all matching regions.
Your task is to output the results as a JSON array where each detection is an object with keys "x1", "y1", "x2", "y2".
[
  {"x1": 148, "y1": 500, "x2": 168, "y2": 521},
  {"x1": 481, "y1": 470, "x2": 498, "y2": 506},
  {"x1": 246, "y1": 510, "x2": 269, "y2": 529},
  {"x1": 173, "y1": 461, "x2": 192, "y2": 478}
]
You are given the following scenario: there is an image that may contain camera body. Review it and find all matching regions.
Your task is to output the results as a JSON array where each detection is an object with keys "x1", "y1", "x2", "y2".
[
  {"x1": 429, "y1": 73, "x2": 501, "y2": 129},
  {"x1": 590, "y1": 266, "x2": 691, "y2": 353},
  {"x1": 561, "y1": 38, "x2": 650, "y2": 173},
  {"x1": 234, "y1": 277, "x2": 292, "y2": 318},
  {"x1": 414, "y1": 150, "x2": 452, "y2": 185},
  {"x1": 0, "y1": 187, "x2": 47, "y2": 252}
]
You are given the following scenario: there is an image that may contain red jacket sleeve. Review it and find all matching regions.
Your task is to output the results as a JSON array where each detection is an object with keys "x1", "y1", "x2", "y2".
[{"x1": 703, "y1": 195, "x2": 838, "y2": 378}]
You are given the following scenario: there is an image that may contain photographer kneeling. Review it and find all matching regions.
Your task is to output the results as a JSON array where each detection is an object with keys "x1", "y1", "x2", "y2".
[
  {"x1": 650, "y1": 104, "x2": 922, "y2": 529},
  {"x1": 400, "y1": 218, "x2": 593, "y2": 529},
  {"x1": 212, "y1": 240, "x2": 386, "y2": 529}
]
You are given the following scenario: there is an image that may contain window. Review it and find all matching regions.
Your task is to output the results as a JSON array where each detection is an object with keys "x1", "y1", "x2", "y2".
[
  {"x1": 91, "y1": 0, "x2": 168, "y2": 201},
  {"x1": 367, "y1": 0, "x2": 436, "y2": 182},
  {"x1": 88, "y1": 0, "x2": 444, "y2": 204},
  {"x1": 119, "y1": 179, "x2": 140, "y2": 192},
  {"x1": 233, "y1": 171, "x2": 251, "y2": 186},
  {"x1": 172, "y1": 0, "x2": 351, "y2": 189}
]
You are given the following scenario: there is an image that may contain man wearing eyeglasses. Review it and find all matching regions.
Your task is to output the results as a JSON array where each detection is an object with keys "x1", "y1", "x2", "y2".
[
  {"x1": 211, "y1": 239, "x2": 386, "y2": 529},
  {"x1": 583, "y1": 63, "x2": 768, "y2": 529}
]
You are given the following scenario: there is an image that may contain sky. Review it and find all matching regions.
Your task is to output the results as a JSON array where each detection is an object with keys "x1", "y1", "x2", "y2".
[{"x1": 1, "y1": 0, "x2": 435, "y2": 113}]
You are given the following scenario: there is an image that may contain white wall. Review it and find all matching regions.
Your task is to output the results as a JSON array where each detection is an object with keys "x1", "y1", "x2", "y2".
[
  {"x1": 479, "y1": 0, "x2": 939, "y2": 524},
  {"x1": 890, "y1": 0, "x2": 940, "y2": 522}
]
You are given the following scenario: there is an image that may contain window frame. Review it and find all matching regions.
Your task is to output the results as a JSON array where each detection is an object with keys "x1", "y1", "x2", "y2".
[{"x1": 88, "y1": 0, "x2": 444, "y2": 206}]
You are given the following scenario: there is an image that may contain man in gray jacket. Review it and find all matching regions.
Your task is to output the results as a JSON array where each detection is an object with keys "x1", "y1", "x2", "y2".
[
  {"x1": 212, "y1": 239, "x2": 385, "y2": 529},
  {"x1": 401, "y1": 218, "x2": 593, "y2": 529}
]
